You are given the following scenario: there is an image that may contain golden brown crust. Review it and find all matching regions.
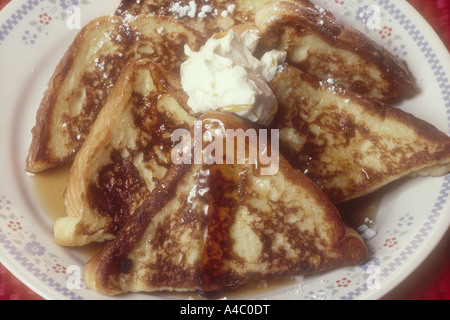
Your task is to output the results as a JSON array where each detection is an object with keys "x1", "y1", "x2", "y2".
[
  {"x1": 271, "y1": 65, "x2": 450, "y2": 203},
  {"x1": 83, "y1": 163, "x2": 193, "y2": 295},
  {"x1": 255, "y1": 2, "x2": 419, "y2": 104},
  {"x1": 26, "y1": 15, "x2": 205, "y2": 174},
  {"x1": 53, "y1": 59, "x2": 196, "y2": 246},
  {"x1": 26, "y1": 18, "x2": 98, "y2": 173},
  {"x1": 115, "y1": 0, "x2": 315, "y2": 36},
  {"x1": 26, "y1": 16, "x2": 132, "y2": 173},
  {"x1": 83, "y1": 111, "x2": 368, "y2": 296}
]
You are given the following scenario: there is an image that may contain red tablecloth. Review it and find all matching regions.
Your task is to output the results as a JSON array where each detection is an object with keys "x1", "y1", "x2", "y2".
[{"x1": 0, "y1": 0, "x2": 449, "y2": 300}]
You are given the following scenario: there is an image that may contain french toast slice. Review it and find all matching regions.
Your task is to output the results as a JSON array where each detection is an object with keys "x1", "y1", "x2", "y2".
[
  {"x1": 115, "y1": 0, "x2": 315, "y2": 37},
  {"x1": 270, "y1": 65, "x2": 450, "y2": 204},
  {"x1": 83, "y1": 111, "x2": 368, "y2": 296},
  {"x1": 53, "y1": 59, "x2": 196, "y2": 246},
  {"x1": 26, "y1": 15, "x2": 204, "y2": 173},
  {"x1": 255, "y1": 2, "x2": 419, "y2": 104}
]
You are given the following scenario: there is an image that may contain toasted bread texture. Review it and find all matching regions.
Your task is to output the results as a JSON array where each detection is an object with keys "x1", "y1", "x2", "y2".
[
  {"x1": 255, "y1": 2, "x2": 419, "y2": 104},
  {"x1": 53, "y1": 59, "x2": 196, "y2": 246},
  {"x1": 26, "y1": 15, "x2": 204, "y2": 173},
  {"x1": 115, "y1": 0, "x2": 315, "y2": 36},
  {"x1": 83, "y1": 111, "x2": 368, "y2": 296},
  {"x1": 270, "y1": 65, "x2": 450, "y2": 204}
]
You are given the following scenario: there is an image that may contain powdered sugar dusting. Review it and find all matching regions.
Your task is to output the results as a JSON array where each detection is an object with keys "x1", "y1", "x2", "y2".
[{"x1": 168, "y1": 1, "x2": 236, "y2": 19}]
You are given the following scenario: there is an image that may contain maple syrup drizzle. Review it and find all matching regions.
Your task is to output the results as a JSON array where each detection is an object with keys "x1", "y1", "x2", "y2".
[
  {"x1": 338, "y1": 188, "x2": 384, "y2": 229},
  {"x1": 30, "y1": 117, "x2": 382, "y2": 297},
  {"x1": 29, "y1": 164, "x2": 106, "y2": 260},
  {"x1": 198, "y1": 165, "x2": 237, "y2": 295},
  {"x1": 30, "y1": 163, "x2": 72, "y2": 221}
]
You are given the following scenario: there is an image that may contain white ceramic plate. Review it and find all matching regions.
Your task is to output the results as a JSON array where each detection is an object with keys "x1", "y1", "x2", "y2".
[{"x1": 0, "y1": 0, "x2": 449, "y2": 300}]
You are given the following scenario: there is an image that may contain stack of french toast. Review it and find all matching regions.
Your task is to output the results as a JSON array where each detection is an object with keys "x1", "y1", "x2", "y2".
[{"x1": 26, "y1": 0, "x2": 450, "y2": 297}]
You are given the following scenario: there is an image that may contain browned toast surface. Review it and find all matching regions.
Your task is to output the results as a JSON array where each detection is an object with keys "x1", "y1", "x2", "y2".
[
  {"x1": 27, "y1": 0, "x2": 449, "y2": 299},
  {"x1": 26, "y1": 16, "x2": 130, "y2": 173},
  {"x1": 270, "y1": 65, "x2": 450, "y2": 204},
  {"x1": 115, "y1": 0, "x2": 315, "y2": 36},
  {"x1": 53, "y1": 59, "x2": 196, "y2": 246},
  {"x1": 26, "y1": 15, "x2": 205, "y2": 173},
  {"x1": 255, "y1": 2, "x2": 419, "y2": 104},
  {"x1": 83, "y1": 112, "x2": 368, "y2": 296}
]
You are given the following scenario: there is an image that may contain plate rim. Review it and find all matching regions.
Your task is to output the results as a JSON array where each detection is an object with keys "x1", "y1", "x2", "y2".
[{"x1": 0, "y1": 0, "x2": 449, "y2": 300}]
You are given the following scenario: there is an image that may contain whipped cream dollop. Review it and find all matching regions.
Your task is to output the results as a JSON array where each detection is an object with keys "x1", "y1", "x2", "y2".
[{"x1": 180, "y1": 28, "x2": 286, "y2": 126}]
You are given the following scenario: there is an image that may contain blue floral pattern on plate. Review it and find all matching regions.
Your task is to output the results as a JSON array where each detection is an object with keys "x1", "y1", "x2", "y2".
[{"x1": 0, "y1": 0, "x2": 449, "y2": 300}]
